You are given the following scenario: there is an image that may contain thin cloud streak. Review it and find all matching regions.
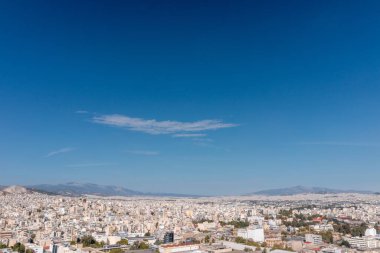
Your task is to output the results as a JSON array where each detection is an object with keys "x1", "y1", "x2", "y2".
[
  {"x1": 125, "y1": 150, "x2": 159, "y2": 156},
  {"x1": 297, "y1": 141, "x2": 380, "y2": 147},
  {"x1": 75, "y1": 110, "x2": 89, "y2": 114},
  {"x1": 173, "y1": 133, "x2": 207, "y2": 138},
  {"x1": 92, "y1": 114, "x2": 238, "y2": 135},
  {"x1": 46, "y1": 147, "x2": 75, "y2": 157},
  {"x1": 66, "y1": 163, "x2": 117, "y2": 168}
]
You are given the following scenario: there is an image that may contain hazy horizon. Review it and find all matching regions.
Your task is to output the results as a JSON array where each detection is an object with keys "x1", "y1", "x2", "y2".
[{"x1": 0, "y1": 182, "x2": 376, "y2": 197}]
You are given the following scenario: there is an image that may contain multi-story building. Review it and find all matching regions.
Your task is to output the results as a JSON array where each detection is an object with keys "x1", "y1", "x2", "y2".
[
  {"x1": 237, "y1": 226, "x2": 264, "y2": 242},
  {"x1": 164, "y1": 232, "x2": 174, "y2": 244},
  {"x1": 305, "y1": 234, "x2": 323, "y2": 245},
  {"x1": 343, "y1": 236, "x2": 378, "y2": 249}
]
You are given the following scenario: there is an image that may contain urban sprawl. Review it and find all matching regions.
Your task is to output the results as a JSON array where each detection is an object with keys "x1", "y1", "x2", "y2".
[{"x1": 2, "y1": 187, "x2": 380, "y2": 253}]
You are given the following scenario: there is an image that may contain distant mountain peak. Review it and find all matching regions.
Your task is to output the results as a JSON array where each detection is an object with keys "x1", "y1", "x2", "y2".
[{"x1": 28, "y1": 182, "x2": 141, "y2": 197}]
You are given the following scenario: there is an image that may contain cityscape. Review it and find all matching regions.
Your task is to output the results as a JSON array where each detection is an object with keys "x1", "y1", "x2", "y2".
[
  {"x1": 1, "y1": 1, "x2": 380, "y2": 253},
  {"x1": 2, "y1": 186, "x2": 380, "y2": 253}
]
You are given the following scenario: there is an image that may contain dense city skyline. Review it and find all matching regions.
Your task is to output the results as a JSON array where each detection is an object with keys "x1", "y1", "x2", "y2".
[{"x1": 1, "y1": 1, "x2": 380, "y2": 194}]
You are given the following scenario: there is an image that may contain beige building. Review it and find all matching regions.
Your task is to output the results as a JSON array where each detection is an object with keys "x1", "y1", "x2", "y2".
[{"x1": 159, "y1": 243, "x2": 200, "y2": 253}]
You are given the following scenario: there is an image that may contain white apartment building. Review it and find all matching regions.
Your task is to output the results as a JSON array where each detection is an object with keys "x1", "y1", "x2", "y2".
[
  {"x1": 305, "y1": 234, "x2": 323, "y2": 245},
  {"x1": 343, "y1": 236, "x2": 379, "y2": 249},
  {"x1": 237, "y1": 226, "x2": 264, "y2": 242},
  {"x1": 365, "y1": 228, "x2": 377, "y2": 237},
  {"x1": 311, "y1": 224, "x2": 334, "y2": 232}
]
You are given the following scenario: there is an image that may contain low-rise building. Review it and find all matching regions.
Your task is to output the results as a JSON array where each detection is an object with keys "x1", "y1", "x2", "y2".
[{"x1": 159, "y1": 243, "x2": 200, "y2": 253}]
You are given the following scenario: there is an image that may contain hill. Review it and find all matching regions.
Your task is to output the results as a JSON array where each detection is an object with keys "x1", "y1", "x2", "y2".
[
  {"x1": 28, "y1": 182, "x2": 200, "y2": 197},
  {"x1": 249, "y1": 185, "x2": 373, "y2": 196}
]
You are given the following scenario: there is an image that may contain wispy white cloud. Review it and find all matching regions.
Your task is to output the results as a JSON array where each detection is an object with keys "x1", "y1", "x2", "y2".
[
  {"x1": 297, "y1": 141, "x2": 380, "y2": 147},
  {"x1": 75, "y1": 110, "x2": 89, "y2": 114},
  {"x1": 46, "y1": 147, "x2": 75, "y2": 157},
  {"x1": 65, "y1": 162, "x2": 116, "y2": 168},
  {"x1": 192, "y1": 138, "x2": 230, "y2": 151},
  {"x1": 125, "y1": 150, "x2": 159, "y2": 156},
  {"x1": 173, "y1": 133, "x2": 207, "y2": 138},
  {"x1": 92, "y1": 114, "x2": 238, "y2": 136}
]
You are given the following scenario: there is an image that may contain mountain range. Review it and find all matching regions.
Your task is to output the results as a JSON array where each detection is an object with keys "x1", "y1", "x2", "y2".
[
  {"x1": 250, "y1": 185, "x2": 374, "y2": 196},
  {"x1": 0, "y1": 183, "x2": 375, "y2": 197},
  {"x1": 26, "y1": 182, "x2": 201, "y2": 197}
]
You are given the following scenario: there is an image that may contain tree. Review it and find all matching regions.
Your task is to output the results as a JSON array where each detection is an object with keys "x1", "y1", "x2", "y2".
[
  {"x1": 340, "y1": 240, "x2": 350, "y2": 248},
  {"x1": 320, "y1": 231, "x2": 333, "y2": 244},
  {"x1": 204, "y1": 235, "x2": 210, "y2": 243},
  {"x1": 138, "y1": 242, "x2": 150, "y2": 250},
  {"x1": 235, "y1": 237, "x2": 246, "y2": 244},
  {"x1": 245, "y1": 241, "x2": 261, "y2": 247},
  {"x1": 131, "y1": 241, "x2": 150, "y2": 250},
  {"x1": 334, "y1": 223, "x2": 351, "y2": 235},
  {"x1": 0, "y1": 243, "x2": 7, "y2": 249},
  {"x1": 110, "y1": 249, "x2": 123, "y2": 253},
  {"x1": 235, "y1": 237, "x2": 261, "y2": 248},
  {"x1": 117, "y1": 239, "x2": 129, "y2": 245},
  {"x1": 272, "y1": 244, "x2": 284, "y2": 250},
  {"x1": 279, "y1": 209, "x2": 293, "y2": 217},
  {"x1": 80, "y1": 235, "x2": 104, "y2": 248},
  {"x1": 145, "y1": 231, "x2": 151, "y2": 236},
  {"x1": 222, "y1": 220, "x2": 249, "y2": 228},
  {"x1": 351, "y1": 224, "x2": 367, "y2": 237},
  {"x1": 81, "y1": 235, "x2": 97, "y2": 247},
  {"x1": 12, "y1": 243, "x2": 25, "y2": 253}
]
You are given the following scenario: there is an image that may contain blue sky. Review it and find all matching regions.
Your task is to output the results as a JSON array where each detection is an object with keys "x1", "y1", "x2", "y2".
[{"x1": 1, "y1": 0, "x2": 380, "y2": 195}]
